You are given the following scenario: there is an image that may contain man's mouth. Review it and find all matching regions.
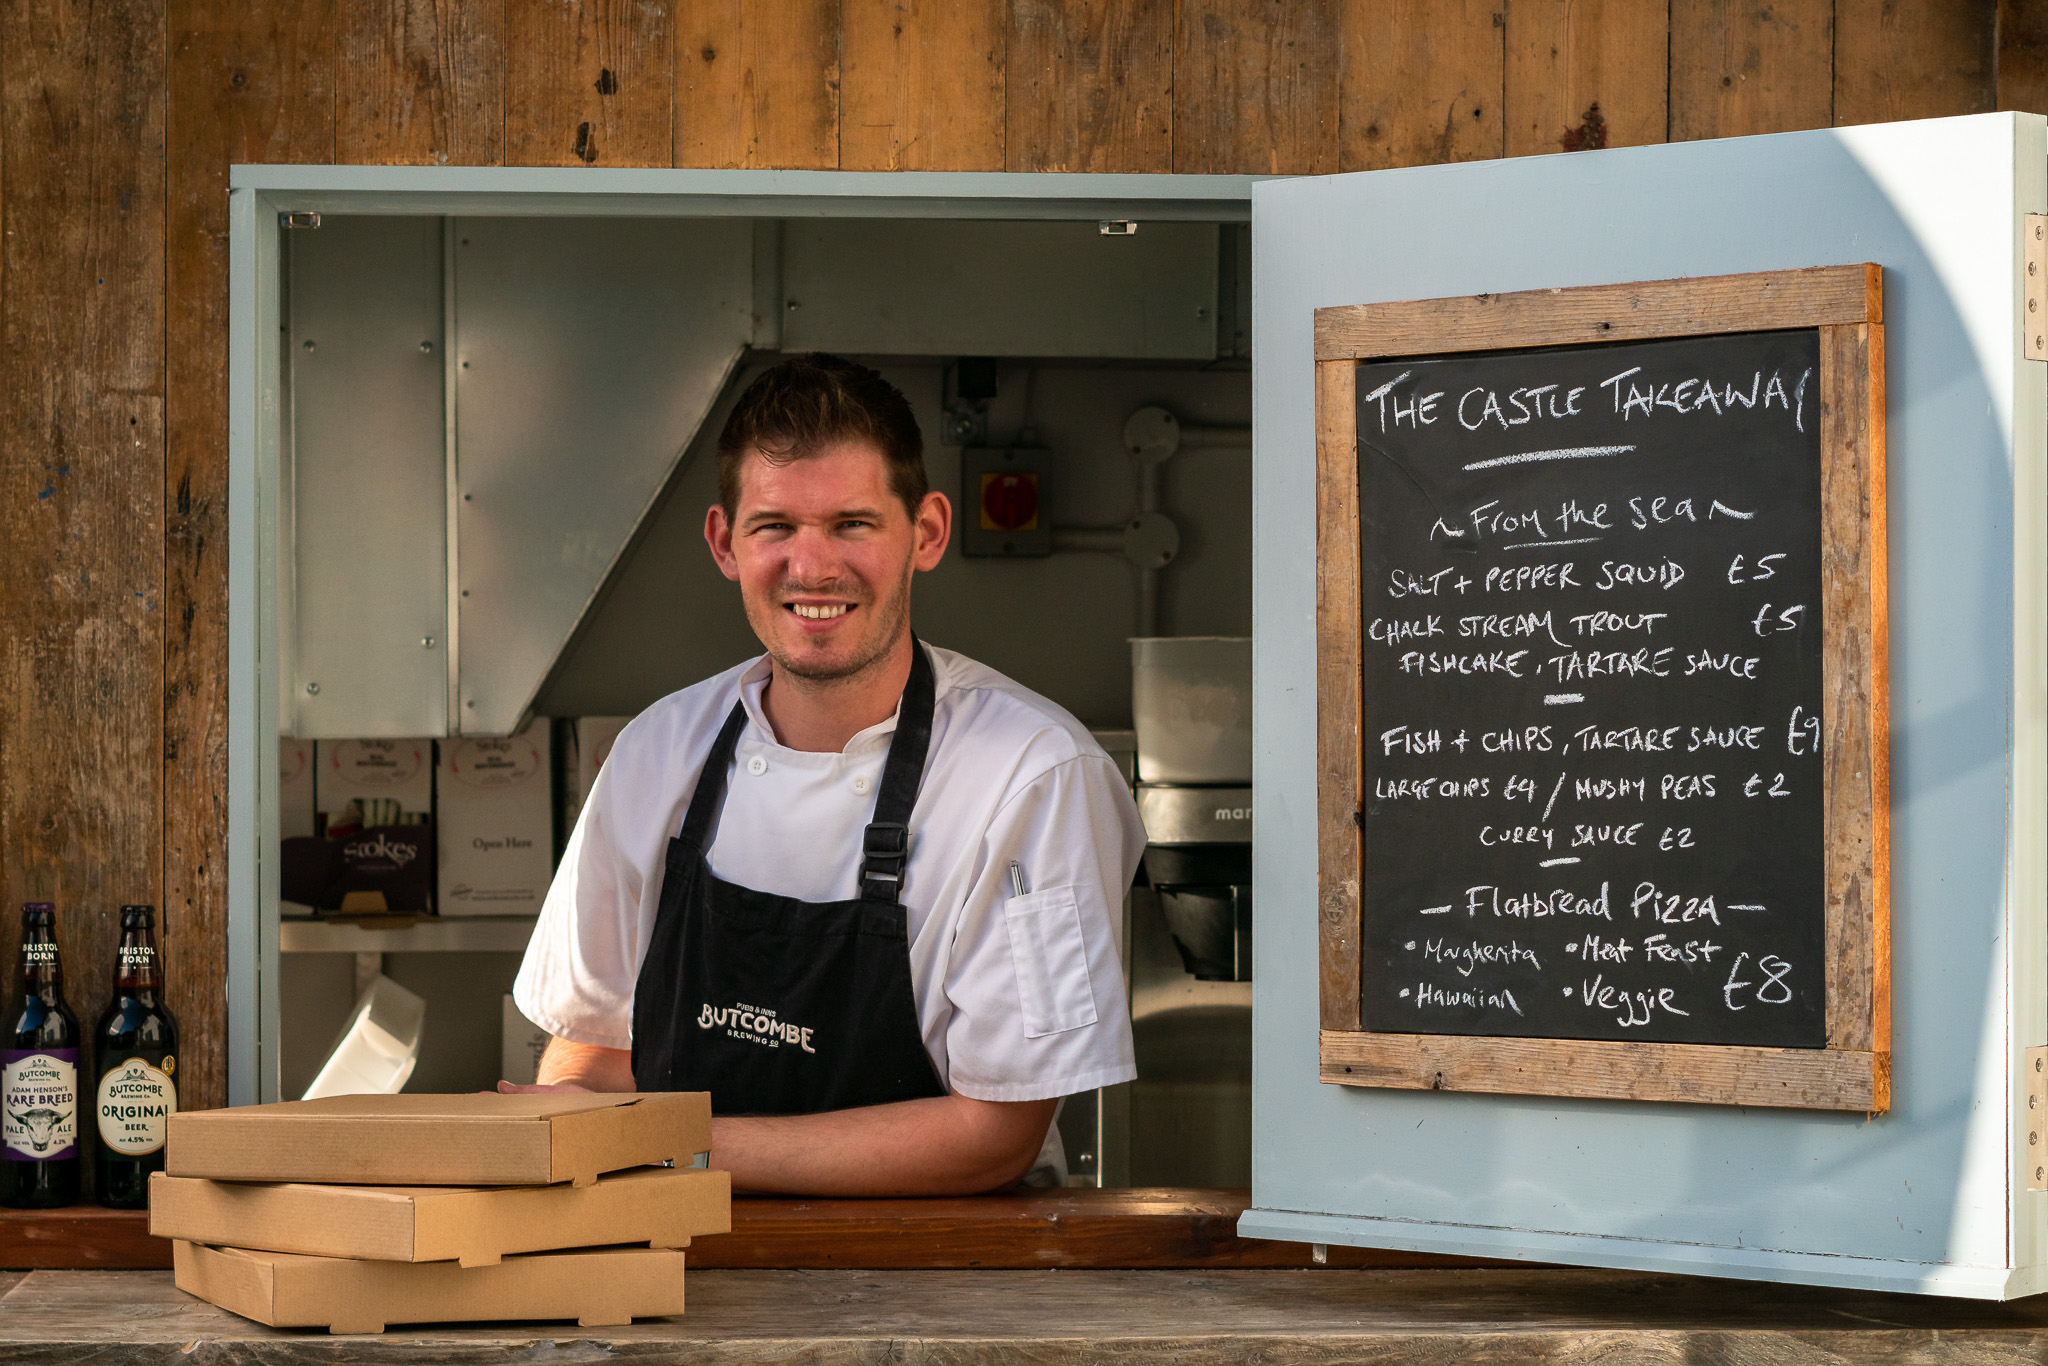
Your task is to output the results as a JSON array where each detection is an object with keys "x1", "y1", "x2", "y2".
[{"x1": 788, "y1": 603, "x2": 852, "y2": 621}]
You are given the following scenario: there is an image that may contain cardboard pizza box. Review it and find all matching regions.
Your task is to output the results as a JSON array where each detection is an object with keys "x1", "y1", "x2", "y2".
[
  {"x1": 165, "y1": 1093, "x2": 710, "y2": 1188},
  {"x1": 149, "y1": 1165, "x2": 730, "y2": 1267},
  {"x1": 173, "y1": 1241, "x2": 687, "y2": 1335}
]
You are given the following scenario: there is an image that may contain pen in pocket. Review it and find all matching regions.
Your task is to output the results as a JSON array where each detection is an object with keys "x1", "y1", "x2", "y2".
[{"x1": 1008, "y1": 860, "x2": 1029, "y2": 898}]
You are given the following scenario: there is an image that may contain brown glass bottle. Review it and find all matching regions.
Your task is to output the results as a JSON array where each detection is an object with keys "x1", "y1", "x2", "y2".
[
  {"x1": 3, "y1": 903, "x2": 82, "y2": 1208},
  {"x1": 94, "y1": 906, "x2": 178, "y2": 1209}
]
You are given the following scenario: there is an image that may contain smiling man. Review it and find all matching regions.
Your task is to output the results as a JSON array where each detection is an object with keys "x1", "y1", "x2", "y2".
[{"x1": 508, "y1": 354, "x2": 1143, "y2": 1195}]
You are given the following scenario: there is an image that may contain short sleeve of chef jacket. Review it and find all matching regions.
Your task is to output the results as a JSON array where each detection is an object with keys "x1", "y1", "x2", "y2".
[{"x1": 513, "y1": 645, "x2": 1144, "y2": 1104}]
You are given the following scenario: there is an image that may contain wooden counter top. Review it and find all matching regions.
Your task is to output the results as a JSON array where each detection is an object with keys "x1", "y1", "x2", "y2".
[
  {"x1": 0, "y1": 1189, "x2": 1476, "y2": 1270},
  {"x1": 6, "y1": 1266, "x2": 2048, "y2": 1363}
]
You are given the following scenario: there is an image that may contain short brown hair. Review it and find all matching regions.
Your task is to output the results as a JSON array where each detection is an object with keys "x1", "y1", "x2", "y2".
[{"x1": 717, "y1": 354, "x2": 927, "y2": 519}]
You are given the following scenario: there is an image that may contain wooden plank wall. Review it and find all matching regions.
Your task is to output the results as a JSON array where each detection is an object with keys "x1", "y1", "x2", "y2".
[{"x1": 0, "y1": 0, "x2": 2036, "y2": 1136}]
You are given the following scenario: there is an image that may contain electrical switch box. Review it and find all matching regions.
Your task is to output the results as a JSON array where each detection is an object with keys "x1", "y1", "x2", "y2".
[{"x1": 961, "y1": 447, "x2": 1052, "y2": 557}]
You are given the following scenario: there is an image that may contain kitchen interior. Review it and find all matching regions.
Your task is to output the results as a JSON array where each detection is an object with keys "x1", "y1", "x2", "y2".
[{"x1": 273, "y1": 212, "x2": 1254, "y2": 1189}]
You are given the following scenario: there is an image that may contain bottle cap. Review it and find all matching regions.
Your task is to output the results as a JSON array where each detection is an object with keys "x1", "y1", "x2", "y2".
[
  {"x1": 119, "y1": 905, "x2": 155, "y2": 927},
  {"x1": 20, "y1": 902, "x2": 54, "y2": 924}
]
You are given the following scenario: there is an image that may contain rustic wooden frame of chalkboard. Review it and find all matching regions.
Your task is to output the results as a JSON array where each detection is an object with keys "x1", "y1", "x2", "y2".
[{"x1": 1313, "y1": 265, "x2": 1890, "y2": 1112}]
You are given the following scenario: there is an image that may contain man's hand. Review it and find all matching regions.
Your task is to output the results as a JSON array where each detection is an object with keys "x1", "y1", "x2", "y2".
[{"x1": 497, "y1": 1035, "x2": 1057, "y2": 1195}]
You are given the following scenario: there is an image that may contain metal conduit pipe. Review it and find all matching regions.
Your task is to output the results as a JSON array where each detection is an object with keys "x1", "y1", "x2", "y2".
[{"x1": 1048, "y1": 405, "x2": 1244, "y2": 638}]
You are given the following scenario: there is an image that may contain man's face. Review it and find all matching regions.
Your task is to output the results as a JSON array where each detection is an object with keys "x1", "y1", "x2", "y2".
[{"x1": 705, "y1": 440, "x2": 951, "y2": 682}]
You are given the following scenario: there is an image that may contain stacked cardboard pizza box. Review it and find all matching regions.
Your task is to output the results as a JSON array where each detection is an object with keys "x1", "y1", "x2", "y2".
[{"x1": 151, "y1": 1093, "x2": 726, "y2": 1335}]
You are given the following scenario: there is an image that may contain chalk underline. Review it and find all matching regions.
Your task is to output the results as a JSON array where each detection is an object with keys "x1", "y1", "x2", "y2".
[
  {"x1": 1463, "y1": 444, "x2": 1636, "y2": 472},
  {"x1": 1502, "y1": 536, "x2": 1603, "y2": 551}
]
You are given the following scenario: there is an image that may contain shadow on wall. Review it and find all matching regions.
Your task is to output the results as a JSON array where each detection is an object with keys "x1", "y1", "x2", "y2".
[{"x1": 535, "y1": 360, "x2": 1252, "y2": 730}]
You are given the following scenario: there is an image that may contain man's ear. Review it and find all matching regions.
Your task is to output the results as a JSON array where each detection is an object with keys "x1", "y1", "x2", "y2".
[
  {"x1": 913, "y1": 491, "x2": 952, "y2": 572},
  {"x1": 704, "y1": 504, "x2": 742, "y2": 582}
]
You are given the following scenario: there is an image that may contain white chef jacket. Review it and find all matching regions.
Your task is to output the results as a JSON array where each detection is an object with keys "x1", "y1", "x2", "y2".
[{"x1": 514, "y1": 643, "x2": 1143, "y2": 1104}]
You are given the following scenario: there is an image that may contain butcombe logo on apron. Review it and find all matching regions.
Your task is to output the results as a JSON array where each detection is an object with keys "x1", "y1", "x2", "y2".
[{"x1": 631, "y1": 639, "x2": 948, "y2": 1114}]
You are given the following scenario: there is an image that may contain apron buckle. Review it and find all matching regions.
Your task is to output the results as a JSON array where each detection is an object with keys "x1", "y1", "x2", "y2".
[{"x1": 859, "y1": 821, "x2": 910, "y2": 899}]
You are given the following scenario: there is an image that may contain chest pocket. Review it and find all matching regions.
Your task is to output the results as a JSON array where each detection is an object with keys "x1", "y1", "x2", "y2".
[{"x1": 1003, "y1": 885, "x2": 1099, "y2": 1038}]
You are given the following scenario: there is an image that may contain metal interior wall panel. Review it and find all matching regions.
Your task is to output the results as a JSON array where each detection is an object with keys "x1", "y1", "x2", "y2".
[
  {"x1": 451, "y1": 216, "x2": 753, "y2": 735},
  {"x1": 286, "y1": 215, "x2": 449, "y2": 739},
  {"x1": 780, "y1": 219, "x2": 1219, "y2": 359}
]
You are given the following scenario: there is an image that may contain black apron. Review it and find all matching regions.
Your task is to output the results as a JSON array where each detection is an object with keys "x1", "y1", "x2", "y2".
[{"x1": 631, "y1": 639, "x2": 948, "y2": 1114}]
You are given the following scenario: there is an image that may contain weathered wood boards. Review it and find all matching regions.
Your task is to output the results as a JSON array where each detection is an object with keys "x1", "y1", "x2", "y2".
[
  {"x1": 0, "y1": 0, "x2": 2022, "y2": 1121},
  {"x1": 1316, "y1": 266, "x2": 1887, "y2": 1109}
]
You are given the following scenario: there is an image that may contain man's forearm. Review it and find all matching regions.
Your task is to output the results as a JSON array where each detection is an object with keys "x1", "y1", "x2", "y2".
[
  {"x1": 536, "y1": 1037, "x2": 635, "y2": 1090},
  {"x1": 522, "y1": 1037, "x2": 1054, "y2": 1196},
  {"x1": 713, "y1": 1093, "x2": 1056, "y2": 1196}
]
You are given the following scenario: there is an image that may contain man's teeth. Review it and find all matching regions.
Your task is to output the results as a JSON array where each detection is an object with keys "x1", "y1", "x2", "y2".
[{"x1": 791, "y1": 604, "x2": 850, "y2": 620}]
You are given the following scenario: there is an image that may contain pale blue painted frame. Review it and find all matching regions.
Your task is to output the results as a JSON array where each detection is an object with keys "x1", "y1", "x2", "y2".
[
  {"x1": 1241, "y1": 113, "x2": 2048, "y2": 1299},
  {"x1": 225, "y1": 167, "x2": 1261, "y2": 1109}
]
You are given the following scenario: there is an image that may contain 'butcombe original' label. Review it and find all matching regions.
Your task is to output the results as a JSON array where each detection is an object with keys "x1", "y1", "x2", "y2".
[
  {"x1": 97, "y1": 1056, "x2": 176, "y2": 1155},
  {"x1": 3, "y1": 1049, "x2": 79, "y2": 1161}
]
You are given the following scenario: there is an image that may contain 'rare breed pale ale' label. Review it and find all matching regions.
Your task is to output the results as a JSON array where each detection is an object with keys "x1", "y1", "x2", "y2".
[{"x1": 3, "y1": 1049, "x2": 79, "y2": 1161}]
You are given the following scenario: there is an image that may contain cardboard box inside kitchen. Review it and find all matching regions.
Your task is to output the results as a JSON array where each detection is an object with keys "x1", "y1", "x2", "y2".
[
  {"x1": 173, "y1": 1242, "x2": 687, "y2": 1334},
  {"x1": 165, "y1": 1092, "x2": 711, "y2": 1187},
  {"x1": 317, "y1": 738, "x2": 434, "y2": 827},
  {"x1": 152, "y1": 1165, "x2": 730, "y2": 1265},
  {"x1": 438, "y1": 719, "x2": 554, "y2": 917}
]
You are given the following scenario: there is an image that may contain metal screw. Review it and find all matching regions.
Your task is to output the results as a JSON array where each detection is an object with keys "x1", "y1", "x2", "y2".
[
  {"x1": 461, "y1": 360, "x2": 470, "y2": 368},
  {"x1": 786, "y1": 300, "x2": 800, "y2": 311},
  {"x1": 463, "y1": 493, "x2": 472, "y2": 501},
  {"x1": 422, "y1": 637, "x2": 436, "y2": 649},
  {"x1": 1196, "y1": 306, "x2": 1208, "y2": 318},
  {"x1": 420, "y1": 341, "x2": 434, "y2": 352},
  {"x1": 305, "y1": 682, "x2": 320, "y2": 696},
  {"x1": 302, "y1": 339, "x2": 315, "y2": 350}
]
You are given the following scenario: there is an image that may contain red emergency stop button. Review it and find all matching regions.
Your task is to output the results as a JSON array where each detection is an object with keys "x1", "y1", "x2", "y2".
[{"x1": 980, "y1": 471, "x2": 1040, "y2": 531}]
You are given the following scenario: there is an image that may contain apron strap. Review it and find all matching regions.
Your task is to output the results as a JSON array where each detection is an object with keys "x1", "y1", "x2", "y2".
[
  {"x1": 677, "y1": 702, "x2": 749, "y2": 853},
  {"x1": 858, "y1": 636, "x2": 937, "y2": 904}
]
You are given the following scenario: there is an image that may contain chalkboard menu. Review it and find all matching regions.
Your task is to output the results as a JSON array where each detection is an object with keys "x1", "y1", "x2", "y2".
[{"x1": 1356, "y1": 329, "x2": 1827, "y2": 1049}]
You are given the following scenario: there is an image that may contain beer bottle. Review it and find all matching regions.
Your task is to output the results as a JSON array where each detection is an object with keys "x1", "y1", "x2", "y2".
[
  {"x1": 94, "y1": 906, "x2": 178, "y2": 1209},
  {"x1": 3, "y1": 903, "x2": 81, "y2": 1207}
]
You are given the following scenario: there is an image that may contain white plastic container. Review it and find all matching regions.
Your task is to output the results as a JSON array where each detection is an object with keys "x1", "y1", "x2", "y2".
[
  {"x1": 1130, "y1": 637, "x2": 1252, "y2": 784},
  {"x1": 301, "y1": 975, "x2": 426, "y2": 1100}
]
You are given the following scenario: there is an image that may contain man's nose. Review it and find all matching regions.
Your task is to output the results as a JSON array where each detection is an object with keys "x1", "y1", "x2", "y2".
[{"x1": 782, "y1": 525, "x2": 845, "y2": 584}]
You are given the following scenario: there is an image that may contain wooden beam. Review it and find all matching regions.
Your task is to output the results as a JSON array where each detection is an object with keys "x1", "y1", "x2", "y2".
[
  {"x1": 337, "y1": 0, "x2": 505, "y2": 165},
  {"x1": 1315, "y1": 359, "x2": 1362, "y2": 1033},
  {"x1": 1173, "y1": 0, "x2": 1337, "y2": 174},
  {"x1": 1669, "y1": 0, "x2": 1832, "y2": 141},
  {"x1": 840, "y1": 0, "x2": 1005, "y2": 171},
  {"x1": 1833, "y1": 0, "x2": 1995, "y2": 127},
  {"x1": 1339, "y1": 0, "x2": 1504, "y2": 171},
  {"x1": 0, "y1": 1193, "x2": 1504, "y2": 1271},
  {"x1": 1504, "y1": 0, "x2": 1668, "y2": 157},
  {"x1": 1999, "y1": 0, "x2": 2048, "y2": 116},
  {"x1": 1818, "y1": 319, "x2": 1889, "y2": 1062},
  {"x1": 1314, "y1": 264, "x2": 1881, "y2": 362},
  {"x1": 166, "y1": 0, "x2": 338, "y2": 1113},
  {"x1": 1007, "y1": 0, "x2": 1172, "y2": 172},
  {"x1": 505, "y1": 0, "x2": 671, "y2": 166},
  {"x1": 0, "y1": 0, "x2": 168, "y2": 1166},
  {"x1": 1322, "y1": 1031, "x2": 1887, "y2": 1111},
  {"x1": 673, "y1": 0, "x2": 839, "y2": 170}
]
